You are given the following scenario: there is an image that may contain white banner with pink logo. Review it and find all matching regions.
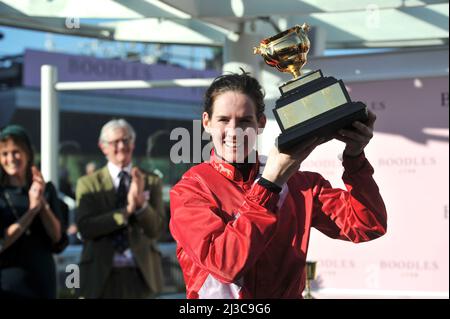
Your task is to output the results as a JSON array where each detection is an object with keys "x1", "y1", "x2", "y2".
[
  {"x1": 260, "y1": 75, "x2": 449, "y2": 298},
  {"x1": 298, "y1": 75, "x2": 449, "y2": 298}
]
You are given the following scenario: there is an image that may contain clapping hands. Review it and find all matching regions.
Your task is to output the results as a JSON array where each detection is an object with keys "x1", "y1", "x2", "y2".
[
  {"x1": 28, "y1": 166, "x2": 46, "y2": 213},
  {"x1": 126, "y1": 167, "x2": 146, "y2": 215}
]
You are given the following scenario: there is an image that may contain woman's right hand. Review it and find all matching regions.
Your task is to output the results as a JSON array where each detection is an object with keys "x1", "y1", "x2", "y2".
[
  {"x1": 28, "y1": 166, "x2": 45, "y2": 212},
  {"x1": 261, "y1": 137, "x2": 324, "y2": 187}
]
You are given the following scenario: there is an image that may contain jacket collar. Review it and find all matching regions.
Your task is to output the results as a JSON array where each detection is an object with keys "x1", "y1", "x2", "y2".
[
  {"x1": 99, "y1": 166, "x2": 114, "y2": 189},
  {"x1": 208, "y1": 149, "x2": 260, "y2": 185},
  {"x1": 98, "y1": 166, "x2": 117, "y2": 209}
]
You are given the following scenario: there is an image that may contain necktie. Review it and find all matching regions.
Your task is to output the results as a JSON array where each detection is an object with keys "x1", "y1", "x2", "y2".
[
  {"x1": 112, "y1": 171, "x2": 130, "y2": 253},
  {"x1": 116, "y1": 171, "x2": 128, "y2": 208}
]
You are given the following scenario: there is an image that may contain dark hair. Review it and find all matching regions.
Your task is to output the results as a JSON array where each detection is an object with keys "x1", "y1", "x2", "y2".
[
  {"x1": 0, "y1": 125, "x2": 34, "y2": 187},
  {"x1": 203, "y1": 69, "x2": 265, "y2": 119}
]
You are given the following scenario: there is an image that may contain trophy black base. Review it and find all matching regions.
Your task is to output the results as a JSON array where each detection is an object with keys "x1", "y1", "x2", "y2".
[
  {"x1": 273, "y1": 70, "x2": 368, "y2": 152},
  {"x1": 276, "y1": 101, "x2": 368, "y2": 152}
]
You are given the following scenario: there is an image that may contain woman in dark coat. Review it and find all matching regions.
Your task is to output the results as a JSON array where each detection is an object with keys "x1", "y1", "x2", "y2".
[{"x1": 0, "y1": 125, "x2": 63, "y2": 298}]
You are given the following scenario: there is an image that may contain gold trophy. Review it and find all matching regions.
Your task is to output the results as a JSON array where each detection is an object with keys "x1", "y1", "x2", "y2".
[
  {"x1": 254, "y1": 24, "x2": 368, "y2": 151},
  {"x1": 304, "y1": 261, "x2": 317, "y2": 299}
]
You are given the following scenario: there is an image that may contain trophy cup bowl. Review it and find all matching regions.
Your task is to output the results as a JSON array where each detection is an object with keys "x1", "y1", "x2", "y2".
[
  {"x1": 253, "y1": 24, "x2": 310, "y2": 79},
  {"x1": 254, "y1": 24, "x2": 368, "y2": 152}
]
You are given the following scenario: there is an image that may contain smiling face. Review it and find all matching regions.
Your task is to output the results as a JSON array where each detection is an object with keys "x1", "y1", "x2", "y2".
[
  {"x1": 0, "y1": 138, "x2": 30, "y2": 183},
  {"x1": 202, "y1": 91, "x2": 266, "y2": 163},
  {"x1": 99, "y1": 127, "x2": 135, "y2": 168}
]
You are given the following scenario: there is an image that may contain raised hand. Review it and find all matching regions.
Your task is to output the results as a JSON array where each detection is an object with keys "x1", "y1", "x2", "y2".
[
  {"x1": 262, "y1": 137, "x2": 324, "y2": 187},
  {"x1": 334, "y1": 109, "x2": 376, "y2": 157},
  {"x1": 126, "y1": 167, "x2": 146, "y2": 215},
  {"x1": 28, "y1": 166, "x2": 46, "y2": 212}
]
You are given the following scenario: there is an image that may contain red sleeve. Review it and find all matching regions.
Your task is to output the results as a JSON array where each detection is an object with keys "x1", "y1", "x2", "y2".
[
  {"x1": 310, "y1": 152, "x2": 387, "y2": 243},
  {"x1": 169, "y1": 175, "x2": 280, "y2": 283}
]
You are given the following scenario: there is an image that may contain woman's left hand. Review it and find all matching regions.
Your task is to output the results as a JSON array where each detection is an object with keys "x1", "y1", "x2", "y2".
[{"x1": 334, "y1": 109, "x2": 377, "y2": 157}]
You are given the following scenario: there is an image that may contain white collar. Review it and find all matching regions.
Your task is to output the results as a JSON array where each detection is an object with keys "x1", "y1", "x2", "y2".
[{"x1": 107, "y1": 162, "x2": 132, "y2": 180}]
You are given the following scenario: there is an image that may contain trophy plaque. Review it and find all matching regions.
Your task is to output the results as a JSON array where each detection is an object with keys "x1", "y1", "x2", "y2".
[{"x1": 254, "y1": 24, "x2": 368, "y2": 151}]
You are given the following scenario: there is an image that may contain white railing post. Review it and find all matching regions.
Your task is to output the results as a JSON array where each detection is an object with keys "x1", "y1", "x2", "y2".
[{"x1": 41, "y1": 65, "x2": 59, "y2": 189}]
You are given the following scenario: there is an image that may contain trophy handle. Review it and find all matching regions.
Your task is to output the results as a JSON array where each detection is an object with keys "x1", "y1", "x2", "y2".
[
  {"x1": 253, "y1": 46, "x2": 262, "y2": 55},
  {"x1": 299, "y1": 23, "x2": 311, "y2": 33}
]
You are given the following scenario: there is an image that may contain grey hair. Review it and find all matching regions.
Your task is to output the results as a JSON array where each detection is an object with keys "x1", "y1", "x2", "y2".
[{"x1": 99, "y1": 119, "x2": 136, "y2": 144}]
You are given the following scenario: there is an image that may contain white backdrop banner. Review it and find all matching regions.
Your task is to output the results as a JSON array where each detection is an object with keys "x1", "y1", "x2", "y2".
[{"x1": 284, "y1": 75, "x2": 448, "y2": 298}]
